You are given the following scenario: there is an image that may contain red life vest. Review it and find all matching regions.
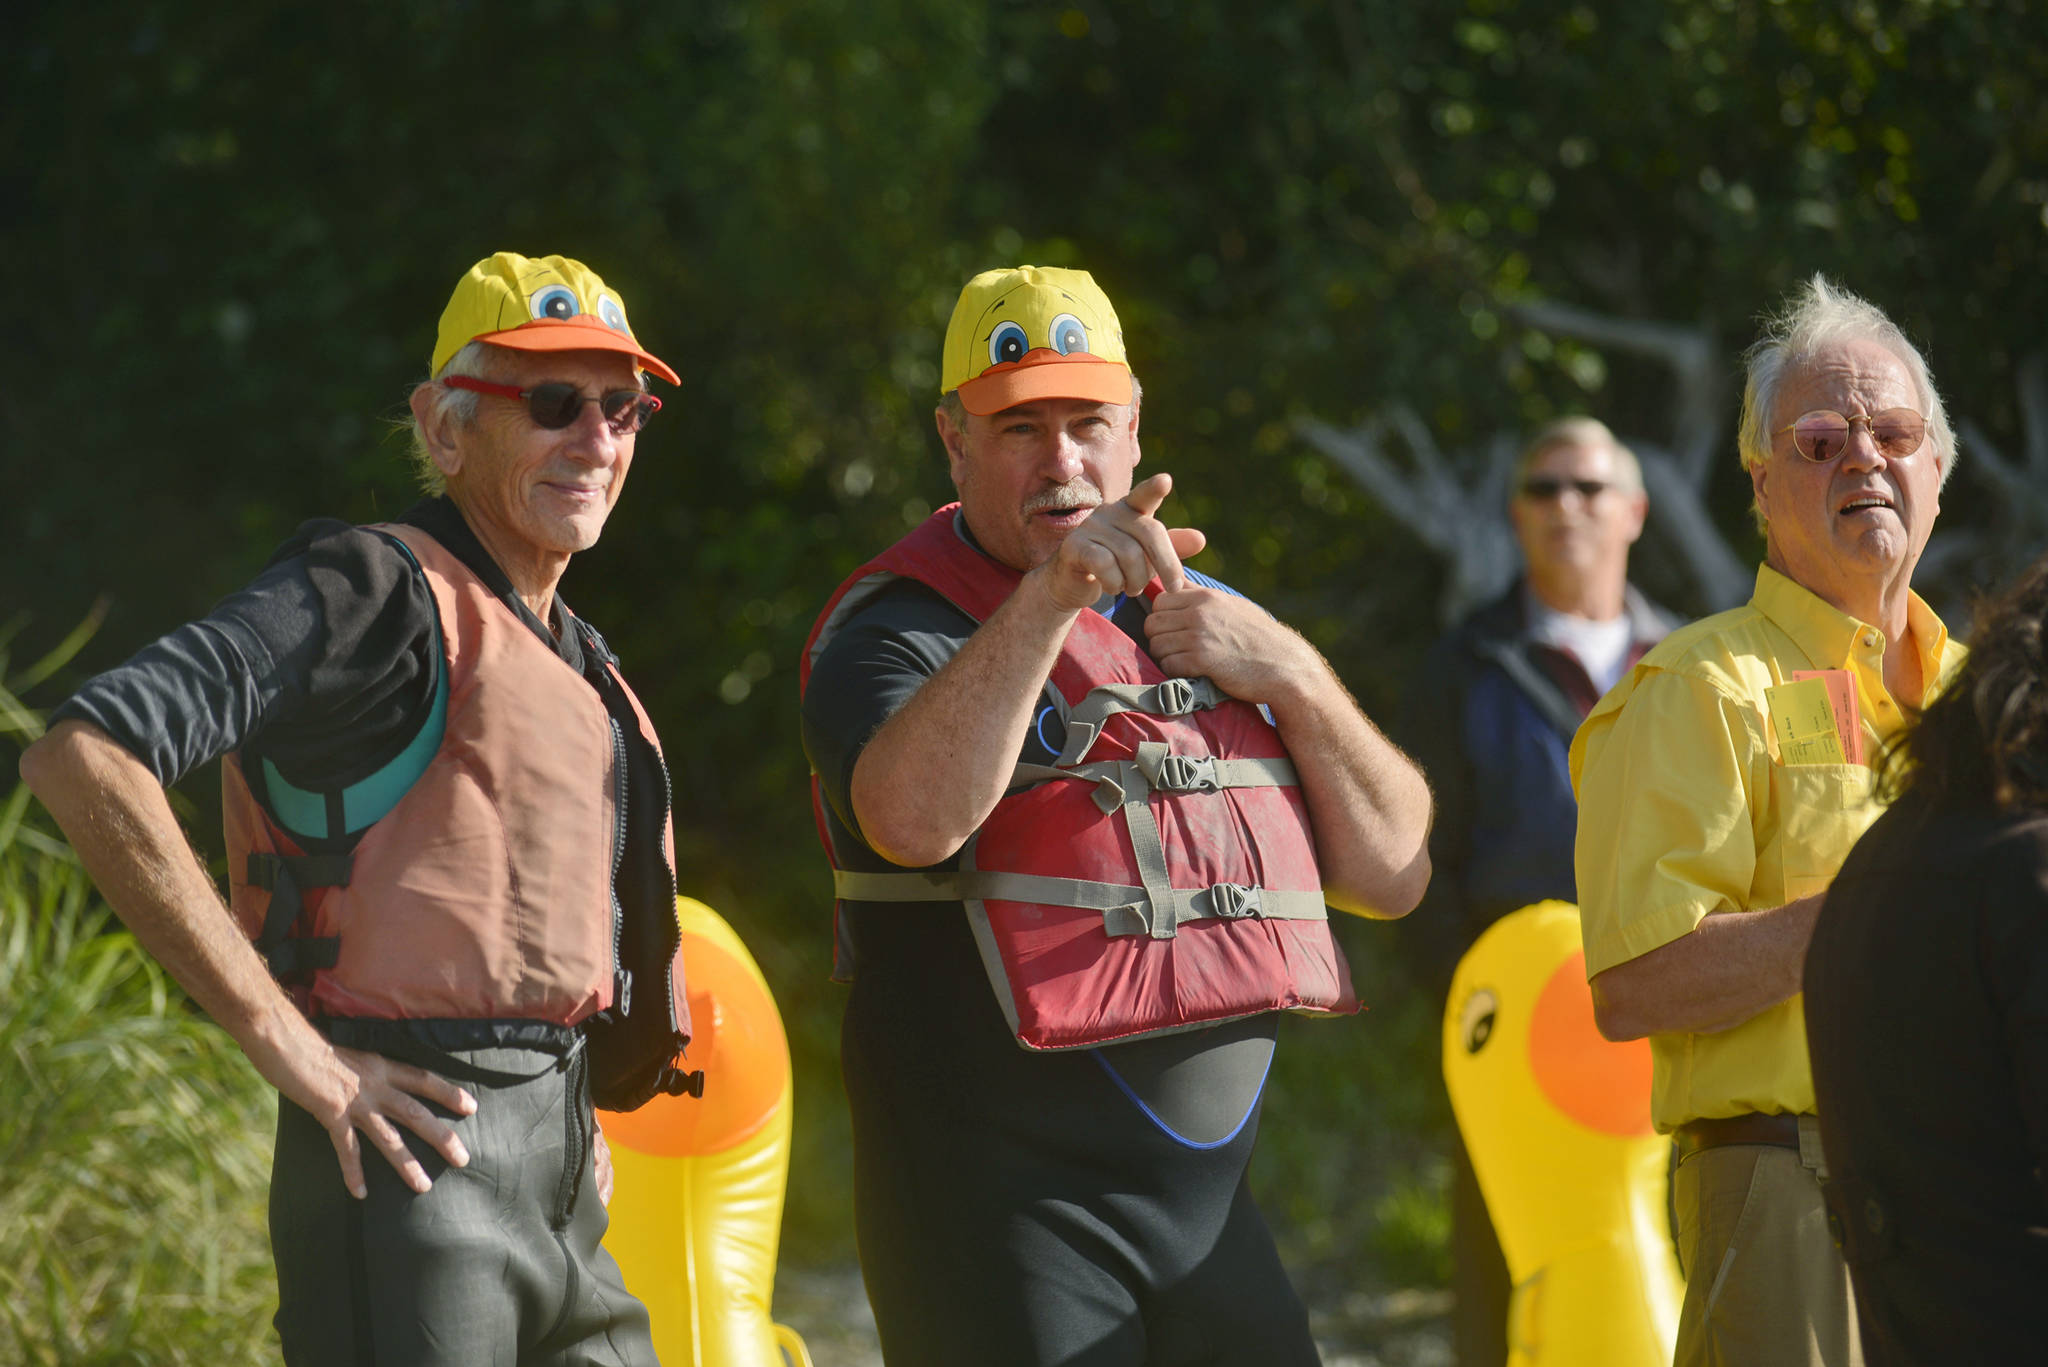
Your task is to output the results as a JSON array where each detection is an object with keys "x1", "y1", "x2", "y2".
[
  {"x1": 802, "y1": 505, "x2": 1359, "y2": 1051},
  {"x1": 221, "y1": 523, "x2": 695, "y2": 1110}
]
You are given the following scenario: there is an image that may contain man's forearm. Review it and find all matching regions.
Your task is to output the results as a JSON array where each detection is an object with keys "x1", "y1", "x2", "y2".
[
  {"x1": 1589, "y1": 893, "x2": 1824, "y2": 1041},
  {"x1": 25, "y1": 722, "x2": 483, "y2": 1197},
  {"x1": 1266, "y1": 659, "x2": 1433, "y2": 918},
  {"x1": 21, "y1": 720, "x2": 319, "y2": 1067},
  {"x1": 850, "y1": 568, "x2": 1080, "y2": 867}
]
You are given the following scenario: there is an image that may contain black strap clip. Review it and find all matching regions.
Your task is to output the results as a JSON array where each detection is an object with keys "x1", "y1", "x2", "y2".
[{"x1": 658, "y1": 1065, "x2": 706, "y2": 1099}]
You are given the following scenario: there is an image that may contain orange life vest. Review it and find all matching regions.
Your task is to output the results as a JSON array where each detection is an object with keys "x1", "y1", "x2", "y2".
[
  {"x1": 222, "y1": 523, "x2": 695, "y2": 1110},
  {"x1": 802, "y1": 505, "x2": 1359, "y2": 1051}
]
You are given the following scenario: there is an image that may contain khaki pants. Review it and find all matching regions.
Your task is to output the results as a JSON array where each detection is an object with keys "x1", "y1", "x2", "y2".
[{"x1": 1672, "y1": 1117, "x2": 1862, "y2": 1367}]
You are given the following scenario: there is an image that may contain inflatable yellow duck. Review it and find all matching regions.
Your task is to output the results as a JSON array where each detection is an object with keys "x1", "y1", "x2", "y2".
[
  {"x1": 1443, "y1": 900, "x2": 1682, "y2": 1365},
  {"x1": 600, "y1": 897, "x2": 812, "y2": 1367}
]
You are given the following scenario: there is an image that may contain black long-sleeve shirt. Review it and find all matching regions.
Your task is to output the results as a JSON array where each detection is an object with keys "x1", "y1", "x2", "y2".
[{"x1": 55, "y1": 497, "x2": 579, "y2": 788}]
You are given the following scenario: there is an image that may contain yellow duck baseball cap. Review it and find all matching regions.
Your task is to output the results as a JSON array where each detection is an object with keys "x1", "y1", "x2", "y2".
[
  {"x1": 430, "y1": 251, "x2": 680, "y2": 385},
  {"x1": 940, "y1": 265, "x2": 1132, "y2": 415}
]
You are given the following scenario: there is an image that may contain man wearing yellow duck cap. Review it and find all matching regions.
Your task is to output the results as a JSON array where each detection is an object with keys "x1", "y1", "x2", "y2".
[
  {"x1": 24, "y1": 252, "x2": 695, "y2": 1365},
  {"x1": 801, "y1": 265, "x2": 1433, "y2": 1364}
]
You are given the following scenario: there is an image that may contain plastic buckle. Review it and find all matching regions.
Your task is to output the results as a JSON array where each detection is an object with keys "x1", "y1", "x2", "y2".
[
  {"x1": 1209, "y1": 883, "x2": 1263, "y2": 919},
  {"x1": 1154, "y1": 677, "x2": 1196, "y2": 715},
  {"x1": 1155, "y1": 754, "x2": 1218, "y2": 793}
]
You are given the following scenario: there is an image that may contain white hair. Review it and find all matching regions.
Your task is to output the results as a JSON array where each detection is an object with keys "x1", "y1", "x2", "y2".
[
  {"x1": 1514, "y1": 415, "x2": 1643, "y2": 494},
  {"x1": 1737, "y1": 276, "x2": 1957, "y2": 509},
  {"x1": 404, "y1": 340, "x2": 511, "y2": 494}
]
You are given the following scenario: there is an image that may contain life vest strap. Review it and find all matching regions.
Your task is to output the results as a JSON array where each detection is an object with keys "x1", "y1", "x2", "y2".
[
  {"x1": 831, "y1": 868, "x2": 1328, "y2": 937},
  {"x1": 1099, "y1": 883, "x2": 1330, "y2": 938},
  {"x1": 1051, "y1": 676, "x2": 1227, "y2": 767},
  {"x1": 1006, "y1": 754, "x2": 1298, "y2": 806},
  {"x1": 247, "y1": 852, "x2": 348, "y2": 980}
]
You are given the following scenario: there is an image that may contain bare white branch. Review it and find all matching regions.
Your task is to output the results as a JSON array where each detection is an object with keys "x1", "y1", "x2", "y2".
[
  {"x1": 1294, "y1": 412, "x2": 1518, "y2": 623},
  {"x1": 1509, "y1": 300, "x2": 1729, "y2": 483},
  {"x1": 1635, "y1": 446, "x2": 1752, "y2": 611}
]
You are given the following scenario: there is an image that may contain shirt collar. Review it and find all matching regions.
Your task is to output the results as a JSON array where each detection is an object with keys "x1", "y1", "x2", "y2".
[
  {"x1": 399, "y1": 496, "x2": 583, "y2": 672},
  {"x1": 1749, "y1": 562, "x2": 1952, "y2": 693}
]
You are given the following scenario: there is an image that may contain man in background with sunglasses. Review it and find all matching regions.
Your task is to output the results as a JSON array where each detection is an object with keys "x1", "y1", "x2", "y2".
[
  {"x1": 1571, "y1": 276, "x2": 1964, "y2": 1367},
  {"x1": 1400, "y1": 415, "x2": 1673, "y2": 1366},
  {"x1": 22, "y1": 251, "x2": 692, "y2": 1365}
]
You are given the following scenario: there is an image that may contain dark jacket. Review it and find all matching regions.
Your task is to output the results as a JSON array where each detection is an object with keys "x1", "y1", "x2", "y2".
[
  {"x1": 1400, "y1": 579, "x2": 1673, "y2": 988},
  {"x1": 1806, "y1": 794, "x2": 2048, "y2": 1366}
]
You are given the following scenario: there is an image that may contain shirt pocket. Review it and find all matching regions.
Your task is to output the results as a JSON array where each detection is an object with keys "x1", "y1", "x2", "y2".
[{"x1": 1769, "y1": 762, "x2": 1877, "y2": 902}]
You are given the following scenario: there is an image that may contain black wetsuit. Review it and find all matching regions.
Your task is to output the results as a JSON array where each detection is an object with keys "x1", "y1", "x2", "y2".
[
  {"x1": 801, "y1": 570, "x2": 1323, "y2": 1367},
  {"x1": 55, "y1": 497, "x2": 657, "y2": 1366}
]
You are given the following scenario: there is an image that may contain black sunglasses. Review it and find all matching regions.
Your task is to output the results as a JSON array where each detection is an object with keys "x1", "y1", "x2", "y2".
[
  {"x1": 1519, "y1": 476, "x2": 1610, "y2": 501},
  {"x1": 442, "y1": 375, "x2": 661, "y2": 435}
]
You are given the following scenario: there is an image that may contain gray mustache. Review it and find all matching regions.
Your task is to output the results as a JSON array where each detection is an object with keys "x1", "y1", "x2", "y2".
[{"x1": 1022, "y1": 480, "x2": 1103, "y2": 515}]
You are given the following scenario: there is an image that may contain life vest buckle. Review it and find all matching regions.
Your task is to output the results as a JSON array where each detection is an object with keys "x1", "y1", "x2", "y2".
[
  {"x1": 1207, "y1": 882, "x2": 1263, "y2": 920},
  {"x1": 1151, "y1": 753, "x2": 1218, "y2": 794},
  {"x1": 1154, "y1": 677, "x2": 1197, "y2": 715}
]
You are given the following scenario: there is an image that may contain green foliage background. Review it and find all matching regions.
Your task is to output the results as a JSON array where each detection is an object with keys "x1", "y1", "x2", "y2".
[
  {"x1": 6, "y1": 0, "x2": 2046, "y2": 1338},
  {"x1": 0, "y1": 846, "x2": 277, "y2": 1364}
]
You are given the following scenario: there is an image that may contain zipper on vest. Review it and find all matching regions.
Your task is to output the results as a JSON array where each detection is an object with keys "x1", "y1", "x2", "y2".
[
  {"x1": 607, "y1": 716, "x2": 631, "y2": 1017},
  {"x1": 652, "y1": 729, "x2": 680, "y2": 1043},
  {"x1": 583, "y1": 622, "x2": 685, "y2": 1060}
]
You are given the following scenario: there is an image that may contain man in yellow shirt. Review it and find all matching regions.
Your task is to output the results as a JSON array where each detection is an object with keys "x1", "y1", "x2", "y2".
[{"x1": 1571, "y1": 276, "x2": 1963, "y2": 1367}]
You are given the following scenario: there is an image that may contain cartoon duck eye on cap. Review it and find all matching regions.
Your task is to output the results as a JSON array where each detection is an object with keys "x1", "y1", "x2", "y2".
[
  {"x1": 431, "y1": 251, "x2": 680, "y2": 385},
  {"x1": 941, "y1": 265, "x2": 1132, "y2": 416}
]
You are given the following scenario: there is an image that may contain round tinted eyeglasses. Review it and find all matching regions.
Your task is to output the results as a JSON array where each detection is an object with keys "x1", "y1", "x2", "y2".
[
  {"x1": 442, "y1": 376, "x2": 662, "y2": 435},
  {"x1": 1774, "y1": 408, "x2": 1925, "y2": 463}
]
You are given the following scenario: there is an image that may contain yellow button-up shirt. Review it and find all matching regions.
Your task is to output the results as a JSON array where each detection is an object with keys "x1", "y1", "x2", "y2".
[{"x1": 1570, "y1": 564, "x2": 1962, "y2": 1130}]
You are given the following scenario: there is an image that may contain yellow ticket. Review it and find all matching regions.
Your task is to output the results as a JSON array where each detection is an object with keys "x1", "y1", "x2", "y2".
[{"x1": 1766, "y1": 677, "x2": 1849, "y2": 765}]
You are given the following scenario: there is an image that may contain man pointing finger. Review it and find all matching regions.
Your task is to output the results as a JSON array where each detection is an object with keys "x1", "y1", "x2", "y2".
[{"x1": 801, "y1": 263, "x2": 1432, "y2": 1366}]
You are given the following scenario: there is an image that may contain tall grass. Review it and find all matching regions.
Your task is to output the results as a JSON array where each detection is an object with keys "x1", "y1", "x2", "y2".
[
  {"x1": 0, "y1": 838, "x2": 279, "y2": 1364},
  {"x1": 2, "y1": 611, "x2": 278, "y2": 1364}
]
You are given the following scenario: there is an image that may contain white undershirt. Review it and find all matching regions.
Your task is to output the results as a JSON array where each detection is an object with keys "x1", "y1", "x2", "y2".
[{"x1": 1524, "y1": 589, "x2": 1634, "y2": 696}]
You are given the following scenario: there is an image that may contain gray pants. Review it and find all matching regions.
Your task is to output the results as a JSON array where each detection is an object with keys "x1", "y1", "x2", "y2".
[{"x1": 269, "y1": 1044, "x2": 657, "y2": 1366}]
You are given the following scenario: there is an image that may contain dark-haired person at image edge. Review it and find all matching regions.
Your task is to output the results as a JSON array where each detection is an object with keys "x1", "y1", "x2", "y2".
[
  {"x1": 20, "y1": 252, "x2": 700, "y2": 1365},
  {"x1": 1804, "y1": 553, "x2": 2048, "y2": 1365},
  {"x1": 1571, "y1": 276, "x2": 1965, "y2": 1367},
  {"x1": 800, "y1": 265, "x2": 1433, "y2": 1366}
]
